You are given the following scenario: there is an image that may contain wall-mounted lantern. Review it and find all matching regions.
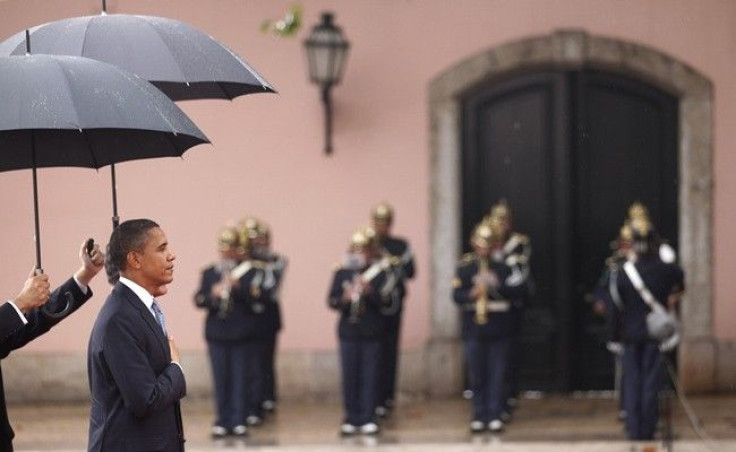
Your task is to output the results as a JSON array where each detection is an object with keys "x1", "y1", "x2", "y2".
[{"x1": 303, "y1": 12, "x2": 350, "y2": 155}]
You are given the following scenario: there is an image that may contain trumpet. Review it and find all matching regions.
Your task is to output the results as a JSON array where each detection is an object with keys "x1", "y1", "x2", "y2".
[
  {"x1": 344, "y1": 274, "x2": 364, "y2": 324},
  {"x1": 217, "y1": 260, "x2": 236, "y2": 318},
  {"x1": 474, "y1": 258, "x2": 490, "y2": 325}
]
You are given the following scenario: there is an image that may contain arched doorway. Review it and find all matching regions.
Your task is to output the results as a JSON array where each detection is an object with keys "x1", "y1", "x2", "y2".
[
  {"x1": 462, "y1": 69, "x2": 678, "y2": 390},
  {"x1": 427, "y1": 30, "x2": 713, "y2": 395}
]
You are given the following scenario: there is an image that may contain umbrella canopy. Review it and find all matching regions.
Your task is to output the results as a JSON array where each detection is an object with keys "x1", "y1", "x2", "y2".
[
  {"x1": 0, "y1": 53, "x2": 209, "y2": 270},
  {"x1": 0, "y1": 13, "x2": 275, "y2": 101}
]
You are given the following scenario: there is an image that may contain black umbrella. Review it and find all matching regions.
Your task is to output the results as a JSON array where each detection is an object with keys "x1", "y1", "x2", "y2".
[
  {"x1": 0, "y1": 45, "x2": 209, "y2": 272},
  {"x1": 0, "y1": 10, "x2": 275, "y2": 100},
  {"x1": 0, "y1": 8, "x2": 274, "y2": 228}
]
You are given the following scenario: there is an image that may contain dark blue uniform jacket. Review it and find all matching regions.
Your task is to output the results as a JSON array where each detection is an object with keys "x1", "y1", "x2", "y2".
[
  {"x1": 328, "y1": 267, "x2": 388, "y2": 340},
  {"x1": 195, "y1": 263, "x2": 273, "y2": 342},
  {"x1": 453, "y1": 256, "x2": 526, "y2": 340},
  {"x1": 612, "y1": 255, "x2": 685, "y2": 343}
]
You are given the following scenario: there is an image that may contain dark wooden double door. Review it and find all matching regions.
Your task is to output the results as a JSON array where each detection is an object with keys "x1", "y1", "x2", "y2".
[{"x1": 462, "y1": 69, "x2": 678, "y2": 391}]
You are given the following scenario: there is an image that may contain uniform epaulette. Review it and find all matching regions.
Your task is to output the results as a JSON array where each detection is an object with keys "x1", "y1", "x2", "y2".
[
  {"x1": 512, "y1": 233, "x2": 530, "y2": 244},
  {"x1": 459, "y1": 253, "x2": 476, "y2": 266},
  {"x1": 506, "y1": 253, "x2": 528, "y2": 266}
]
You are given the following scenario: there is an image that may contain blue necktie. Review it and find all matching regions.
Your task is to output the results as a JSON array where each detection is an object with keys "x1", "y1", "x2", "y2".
[{"x1": 151, "y1": 300, "x2": 167, "y2": 335}]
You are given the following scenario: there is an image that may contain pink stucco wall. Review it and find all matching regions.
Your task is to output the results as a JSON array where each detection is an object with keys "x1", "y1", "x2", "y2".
[{"x1": 0, "y1": 0, "x2": 734, "y2": 355}]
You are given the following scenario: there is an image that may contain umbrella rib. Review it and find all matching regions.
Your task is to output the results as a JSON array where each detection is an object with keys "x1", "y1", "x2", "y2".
[
  {"x1": 165, "y1": 131, "x2": 182, "y2": 158},
  {"x1": 53, "y1": 58, "x2": 85, "y2": 141},
  {"x1": 78, "y1": 18, "x2": 94, "y2": 56},
  {"x1": 53, "y1": 55, "x2": 100, "y2": 168},
  {"x1": 80, "y1": 130, "x2": 101, "y2": 169},
  {"x1": 217, "y1": 80, "x2": 232, "y2": 100},
  {"x1": 143, "y1": 19, "x2": 188, "y2": 83}
]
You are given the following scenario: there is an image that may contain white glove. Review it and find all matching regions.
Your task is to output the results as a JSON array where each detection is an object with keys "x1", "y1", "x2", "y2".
[
  {"x1": 659, "y1": 332, "x2": 680, "y2": 352},
  {"x1": 606, "y1": 342, "x2": 623, "y2": 356}
]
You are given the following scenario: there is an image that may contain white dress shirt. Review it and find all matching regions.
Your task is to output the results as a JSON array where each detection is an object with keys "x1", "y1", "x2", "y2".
[{"x1": 118, "y1": 276, "x2": 181, "y2": 369}]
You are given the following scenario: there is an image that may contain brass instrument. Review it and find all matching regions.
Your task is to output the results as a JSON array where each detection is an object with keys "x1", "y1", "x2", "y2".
[
  {"x1": 474, "y1": 258, "x2": 490, "y2": 325},
  {"x1": 345, "y1": 274, "x2": 364, "y2": 324},
  {"x1": 217, "y1": 259, "x2": 236, "y2": 318}
]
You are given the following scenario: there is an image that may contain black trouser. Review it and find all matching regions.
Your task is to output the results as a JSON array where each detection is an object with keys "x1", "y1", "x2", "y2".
[
  {"x1": 378, "y1": 314, "x2": 401, "y2": 407},
  {"x1": 465, "y1": 337, "x2": 510, "y2": 423},
  {"x1": 208, "y1": 340, "x2": 248, "y2": 429},
  {"x1": 504, "y1": 306, "x2": 524, "y2": 408},
  {"x1": 243, "y1": 339, "x2": 267, "y2": 419},
  {"x1": 262, "y1": 332, "x2": 279, "y2": 404},
  {"x1": 340, "y1": 338, "x2": 381, "y2": 426},
  {"x1": 623, "y1": 340, "x2": 661, "y2": 440}
]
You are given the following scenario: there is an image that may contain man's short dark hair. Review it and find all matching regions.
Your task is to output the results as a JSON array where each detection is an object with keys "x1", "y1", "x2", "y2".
[{"x1": 105, "y1": 219, "x2": 160, "y2": 284}]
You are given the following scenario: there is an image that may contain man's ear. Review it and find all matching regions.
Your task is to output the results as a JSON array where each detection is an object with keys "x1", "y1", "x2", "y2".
[{"x1": 126, "y1": 251, "x2": 141, "y2": 270}]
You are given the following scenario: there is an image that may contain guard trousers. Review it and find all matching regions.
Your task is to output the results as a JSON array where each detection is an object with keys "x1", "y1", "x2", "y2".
[
  {"x1": 208, "y1": 341, "x2": 248, "y2": 429},
  {"x1": 466, "y1": 337, "x2": 510, "y2": 423},
  {"x1": 340, "y1": 338, "x2": 380, "y2": 426},
  {"x1": 623, "y1": 340, "x2": 662, "y2": 440}
]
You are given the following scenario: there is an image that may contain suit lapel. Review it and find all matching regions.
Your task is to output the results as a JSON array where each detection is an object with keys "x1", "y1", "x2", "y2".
[{"x1": 115, "y1": 283, "x2": 170, "y2": 360}]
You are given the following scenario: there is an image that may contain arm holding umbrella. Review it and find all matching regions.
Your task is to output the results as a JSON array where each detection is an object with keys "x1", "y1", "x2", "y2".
[{"x1": 1, "y1": 239, "x2": 105, "y2": 352}]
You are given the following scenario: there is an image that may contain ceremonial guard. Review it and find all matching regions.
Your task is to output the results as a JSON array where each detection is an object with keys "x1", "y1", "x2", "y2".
[
  {"x1": 328, "y1": 226, "x2": 389, "y2": 436},
  {"x1": 370, "y1": 203, "x2": 415, "y2": 416},
  {"x1": 194, "y1": 225, "x2": 271, "y2": 437},
  {"x1": 592, "y1": 222, "x2": 634, "y2": 421},
  {"x1": 453, "y1": 221, "x2": 527, "y2": 433},
  {"x1": 485, "y1": 200, "x2": 532, "y2": 415},
  {"x1": 251, "y1": 220, "x2": 287, "y2": 414},
  {"x1": 607, "y1": 204, "x2": 684, "y2": 441}
]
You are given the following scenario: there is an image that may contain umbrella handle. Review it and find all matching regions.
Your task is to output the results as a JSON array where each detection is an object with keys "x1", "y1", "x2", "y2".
[
  {"x1": 40, "y1": 239, "x2": 94, "y2": 319},
  {"x1": 41, "y1": 290, "x2": 75, "y2": 320},
  {"x1": 35, "y1": 268, "x2": 74, "y2": 320}
]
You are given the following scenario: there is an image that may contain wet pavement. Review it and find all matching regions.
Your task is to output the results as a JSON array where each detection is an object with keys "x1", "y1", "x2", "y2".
[{"x1": 9, "y1": 393, "x2": 736, "y2": 451}]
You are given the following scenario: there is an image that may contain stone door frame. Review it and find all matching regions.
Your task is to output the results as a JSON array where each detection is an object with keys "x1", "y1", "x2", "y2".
[{"x1": 427, "y1": 30, "x2": 713, "y2": 394}]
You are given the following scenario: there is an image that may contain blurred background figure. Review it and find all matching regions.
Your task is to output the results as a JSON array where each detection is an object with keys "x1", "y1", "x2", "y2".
[
  {"x1": 452, "y1": 221, "x2": 526, "y2": 434},
  {"x1": 606, "y1": 204, "x2": 684, "y2": 441},
  {"x1": 592, "y1": 222, "x2": 634, "y2": 422},
  {"x1": 194, "y1": 224, "x2": 270, "y2": 437},
  {"x1": 194, "y1": 225, "x2": 248, "y2": 438},
  {"x1": 250, "y1": 219, "x2": 287, "y2": 416},
  {"x1": 328, "y1": 226, "x2": 389, "y2": 436},
  {"x1": 370, "y1": 203, "x2": 415, "y2": 418},
  {"x1": 485, "y1": 200, "x2": 532, "y2": 419}
]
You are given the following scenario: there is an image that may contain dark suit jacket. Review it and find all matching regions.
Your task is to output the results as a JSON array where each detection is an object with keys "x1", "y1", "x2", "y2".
[
  {"x1": 0, "y1": 277, "x2": 92, "y2": 452},
  {"x1": 88, "y1": 282, "x2": 186, "y2": 452}
]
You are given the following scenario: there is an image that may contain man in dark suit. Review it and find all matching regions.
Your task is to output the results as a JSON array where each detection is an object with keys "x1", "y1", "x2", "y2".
[
  {"x1": 88, "y1": 219, "x2": 186, "y2": 452},
  {"x1": 0, "y1": 239, "x2": 105, "y2": 451}
]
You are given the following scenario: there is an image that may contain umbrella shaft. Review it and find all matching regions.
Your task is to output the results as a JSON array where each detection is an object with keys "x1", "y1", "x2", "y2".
[
  {"x1": 111, "y1": 164, "x2": 119, "y2": 229},
  {"x1": 32, "y1": 165, "x2": 42, "y2": 270}
]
